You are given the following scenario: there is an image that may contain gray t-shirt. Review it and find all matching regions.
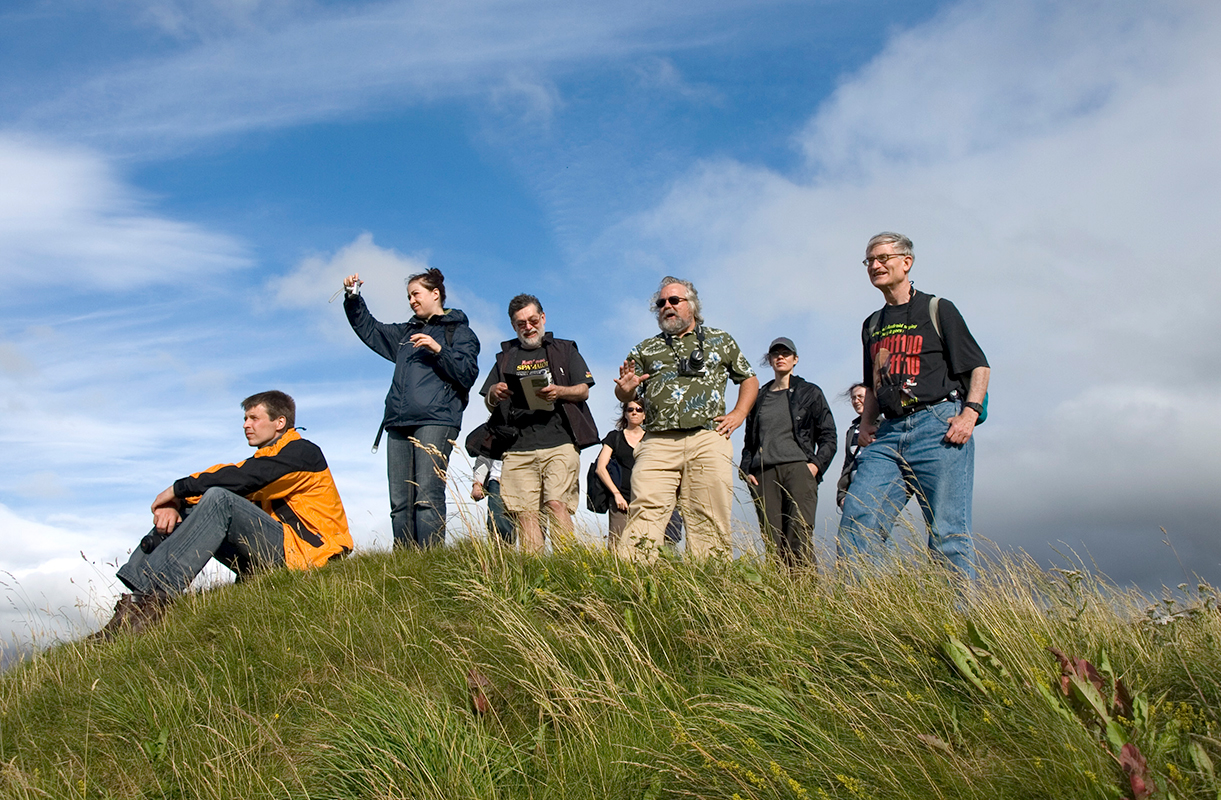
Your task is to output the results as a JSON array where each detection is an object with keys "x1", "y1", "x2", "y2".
[{"x1": 758, "y1": 388, "x2": 807, "y2": 468}]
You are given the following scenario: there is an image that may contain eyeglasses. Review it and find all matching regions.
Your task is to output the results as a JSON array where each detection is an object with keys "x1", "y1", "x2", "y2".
[
  {"x1": 655, "y1": 295, "x2": 688, "y2": 309},
  {"x1": 512, "y1": 316, "x2": 542, "y2": 331},
  {"x1": 769, "y1": 350, "x2": 795, "y2": 359},
  {"x1": 863, "y1": 253, "x2": 910, "y2": 267}
]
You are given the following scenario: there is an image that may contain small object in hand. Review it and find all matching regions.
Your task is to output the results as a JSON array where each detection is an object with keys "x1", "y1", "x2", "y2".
[{"x1": 140, "y1": 531, "x2": 170, "y2": 554}]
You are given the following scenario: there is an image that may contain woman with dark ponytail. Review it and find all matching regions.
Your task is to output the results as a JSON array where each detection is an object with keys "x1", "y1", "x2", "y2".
[{"x1": 342, "y1": 267, "x2": 480, "y2": 548}]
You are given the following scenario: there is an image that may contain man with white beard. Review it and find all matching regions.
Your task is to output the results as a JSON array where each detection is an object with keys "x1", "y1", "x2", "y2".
[{"x1": 614, "y1": 277, "x2": 758, "y2": 561}]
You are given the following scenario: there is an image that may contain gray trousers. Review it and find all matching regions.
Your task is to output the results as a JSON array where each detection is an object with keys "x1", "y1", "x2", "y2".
[{"x1": 117, "y1": 487, "x2": 286, "y2": 595}]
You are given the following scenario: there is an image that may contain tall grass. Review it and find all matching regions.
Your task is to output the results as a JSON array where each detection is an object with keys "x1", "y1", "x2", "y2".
[{"x1": 1, "y1": 531, "x2": 1218, "y2": 799}]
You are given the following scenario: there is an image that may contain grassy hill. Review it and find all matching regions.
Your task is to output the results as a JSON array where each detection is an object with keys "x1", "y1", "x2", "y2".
[{"x1": 1, "y1": 539, "x2": 1219, "y2": 799}]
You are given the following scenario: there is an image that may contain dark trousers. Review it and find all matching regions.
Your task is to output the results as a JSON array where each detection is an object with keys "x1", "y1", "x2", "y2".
[
  {"x1": 117, "y1": 487, "x2": 286, "y2": 595},
  {"x1": 484, "y1": 479, "x2": 515, "y2": 544},
  {"x1": 749, "y1": 462, "x2": 819, "y2": 569}
]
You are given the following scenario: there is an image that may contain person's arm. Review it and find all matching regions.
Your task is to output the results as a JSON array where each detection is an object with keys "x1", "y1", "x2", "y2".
[
  {"x1": 150, "y1": 486, "x2": 183, "y2": 533},
  {"x1": 740, "y1": 402, "x2": 759, "y2": 485},
  {"x1": 614, "y1": 357, "x2": 649, "y2": 402},
  {"x1": 857, "y1": 389, "x2": 881, "y2": 447},
  {"x1": 945, "y1": 365, "x2": 990, "y2": 445},
  {"x1": 537, "y1": 344, "x2": 594, "y2": 403},
  {"x1": 536, "y1": 382, "x2": 589, "y2": 403},
  {"x1": 343, "y1": 290, "x2": 407, "y2": 362},
  {"x1": 481, "y1": 357, "x2": 512, "y2": 409},
  {"x1": 427, "y1": 324, "x2": 483, "y2": 392},
  {"x1": 174, "y1": 438, "x2": 324, "y2": 501},
  {"x1": 808, "y1": 387, "x2": 838, "y2": 479},
  {"x1": 715, "y1": 375, "x2": 759, "y2": 437},
  {"x1": 472, "y1": 457, "x2": 491, "y2": 500},
  {"x1": 594, "y1": 444, "x2": 628, "y2": 512}
]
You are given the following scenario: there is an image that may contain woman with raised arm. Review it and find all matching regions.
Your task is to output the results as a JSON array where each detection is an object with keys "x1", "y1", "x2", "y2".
[{"x1": 343, "y1": 268, "x2": 480, "y2": 548}]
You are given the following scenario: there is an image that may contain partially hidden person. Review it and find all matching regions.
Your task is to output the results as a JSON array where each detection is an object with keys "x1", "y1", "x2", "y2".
[
  {"x1": 472, "y1": 456, "x2": 514, "y2": 545},
  {"x1": 594, "y1": 400, "x2": 684, "y2": 551},
  {"x1": 835, "y1": 382, "x2": 867, "y2": 509}
]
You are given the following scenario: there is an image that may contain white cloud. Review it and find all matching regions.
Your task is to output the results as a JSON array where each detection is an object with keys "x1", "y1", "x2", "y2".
[
  {"x1": 271, "y1": 232, "x2": 509, "y2": 355},
  {"x1": 0, "y1": 136, "x2": 249, "y2": 289},
  {"x1": 272, "y1": 232, "x2": 430, "y2": 333},
  {"x1": 607, "y1": 0, "x2": 1221, "y2": 587}
]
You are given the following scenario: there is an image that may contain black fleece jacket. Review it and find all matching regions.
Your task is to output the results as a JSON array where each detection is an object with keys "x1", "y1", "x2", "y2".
[{"x1": 740, "y1": 375, "x2": 837, "y2": 481}]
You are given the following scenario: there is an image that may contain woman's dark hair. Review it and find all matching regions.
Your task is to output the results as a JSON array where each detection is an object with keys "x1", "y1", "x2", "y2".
[
  {"x1": 841, "y1": 382, "x2": 867, "y2": 402},
  {"x1": 615, "y1": 399, "x2": 644, "y2": 430},
  {"x1": 407, "y1": 267, "x2": 446, "y2": 306}
]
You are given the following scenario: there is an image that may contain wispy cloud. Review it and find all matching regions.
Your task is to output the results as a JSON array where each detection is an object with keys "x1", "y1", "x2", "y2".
[
  {"x1": 13, "y1": 0, "x2": 765, "y2": 154},
  {"x1": 0, "y1": 136, "x2": 249, "y2": 289}
]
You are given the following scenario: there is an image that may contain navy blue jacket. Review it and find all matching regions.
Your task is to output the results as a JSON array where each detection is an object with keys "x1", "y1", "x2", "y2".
[{"x1": 345, "y1": 295, "x2": 481, "y2": 430}]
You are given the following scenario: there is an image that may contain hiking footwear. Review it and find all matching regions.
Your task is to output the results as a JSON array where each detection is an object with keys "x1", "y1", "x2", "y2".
[{"x1": 88, "y1": 592, "x2": 171, "y2": 643}]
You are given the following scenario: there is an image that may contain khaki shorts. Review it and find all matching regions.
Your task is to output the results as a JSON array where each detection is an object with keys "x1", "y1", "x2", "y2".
[{"x1": 500, "y1": 443, "x2": 581, "y2": 514}]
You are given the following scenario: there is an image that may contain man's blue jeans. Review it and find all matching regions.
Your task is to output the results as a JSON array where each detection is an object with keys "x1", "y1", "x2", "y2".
[
  {"x1": 386, "y1": 425, "x2": 458, "y2": 549},
  {"x1": 837, "y1": 400, "x2": 976, "y2": 580},
  {"x1": 117, "y1": 487, "x2": 286, "y2": 595}
]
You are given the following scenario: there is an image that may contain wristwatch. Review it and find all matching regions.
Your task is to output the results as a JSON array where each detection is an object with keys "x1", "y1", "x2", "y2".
[{"x1": 963, "y1": 401, "x2": 984, "y2": 416}]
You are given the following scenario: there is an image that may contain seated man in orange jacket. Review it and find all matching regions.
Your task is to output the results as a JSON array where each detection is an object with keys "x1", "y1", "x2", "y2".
[{"x1": 92, "y1": 390, "x2": 352, "y2": 641}]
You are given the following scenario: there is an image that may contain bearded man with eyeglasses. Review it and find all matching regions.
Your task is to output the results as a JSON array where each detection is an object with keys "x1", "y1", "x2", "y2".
[
  {"x1": 614, "y1": 277, "x2": 758, "y2": 561},
  {"x1": 480, "y1": 293, "x2": 599, "y2": 553},
  {"x1": 837, "y1": 232, "x2": 990, "y2": 582}
]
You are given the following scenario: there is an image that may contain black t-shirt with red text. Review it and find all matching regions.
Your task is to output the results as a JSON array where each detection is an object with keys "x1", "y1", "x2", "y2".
[
  {"x1": 480, "y1": 344, "x2": 594, "y2": 451},
  {"x1": 860, "y1": 290, "x2": 988, "y2": 412}
]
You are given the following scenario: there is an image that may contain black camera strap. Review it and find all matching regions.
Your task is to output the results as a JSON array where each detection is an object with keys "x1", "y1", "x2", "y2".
[{"x1": 663, "y1": 325, "x2": 705, "y2": 367}]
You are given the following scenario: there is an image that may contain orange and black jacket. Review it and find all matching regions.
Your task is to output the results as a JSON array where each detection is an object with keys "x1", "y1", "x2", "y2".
[{"x1": 172, "y1": 429, "x2": 353, "y2": 570}]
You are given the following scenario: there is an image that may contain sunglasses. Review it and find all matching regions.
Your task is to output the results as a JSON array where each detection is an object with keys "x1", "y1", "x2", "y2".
[
  {"x1": 655, "y1": 295, "x2": 688, "y2": 309},
  {"x1": 626, "y1": 406, "x2": 644, "y2": 413}
]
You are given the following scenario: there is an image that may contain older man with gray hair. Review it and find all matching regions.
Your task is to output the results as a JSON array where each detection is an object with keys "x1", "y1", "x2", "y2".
[
  {"x1": 614, "y1": 277, "x2": 758, "y2": 560},
  {"x1": 838, "y1": 232, "x2": 990, "y2": 581}
]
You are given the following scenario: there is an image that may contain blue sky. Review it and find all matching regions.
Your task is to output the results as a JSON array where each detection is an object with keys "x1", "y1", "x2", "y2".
[{"x1": 2, "y1": 0, "x2": 1219, "y2": 648}]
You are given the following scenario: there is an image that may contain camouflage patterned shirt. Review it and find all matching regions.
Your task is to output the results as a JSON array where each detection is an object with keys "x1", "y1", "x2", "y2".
[{"x1": 626, "y1": 326, "x2": 755, "y2": 432}]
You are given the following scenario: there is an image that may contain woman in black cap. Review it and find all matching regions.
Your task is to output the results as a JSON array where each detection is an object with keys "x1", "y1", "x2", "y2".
[{"x1": 740, "y1": 337, "x2": 837, "y2": 569}]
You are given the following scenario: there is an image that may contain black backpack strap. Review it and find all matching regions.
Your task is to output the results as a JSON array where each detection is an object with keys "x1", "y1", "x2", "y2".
[{"x1": 866, "y1": 308, "x2": 884, "y2": 341}]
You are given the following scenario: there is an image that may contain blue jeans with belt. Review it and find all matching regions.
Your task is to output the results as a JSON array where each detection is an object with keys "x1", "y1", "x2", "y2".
[
  {"x1": 386, "y1": 425, "x2": 458, "y2": 549},
  {"x1": 837, "y1": 400, "x2": 976, "y2": 580}
]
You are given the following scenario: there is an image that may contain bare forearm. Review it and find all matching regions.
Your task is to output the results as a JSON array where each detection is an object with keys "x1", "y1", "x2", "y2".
[
  {"x1": 731, "y1": 377, "x2": 759, "y2": 416},
  {"x1": 556, "y1": 383, "x2": 589, "y2": 402},
  {"x1": 965, "y1": 367, "x2": 990, "y2": 404},
  {"x1": 862, "y1": 389, "x2": 880, "y2": 427}
]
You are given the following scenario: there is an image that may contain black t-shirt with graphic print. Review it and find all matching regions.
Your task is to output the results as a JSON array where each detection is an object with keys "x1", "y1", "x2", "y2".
[
  {"x1": 859, "y1": 290, "x2": 988, "y2": 412},
  {"x1": 480, "y1": 344, "x2": 594, "y2": 452}
]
